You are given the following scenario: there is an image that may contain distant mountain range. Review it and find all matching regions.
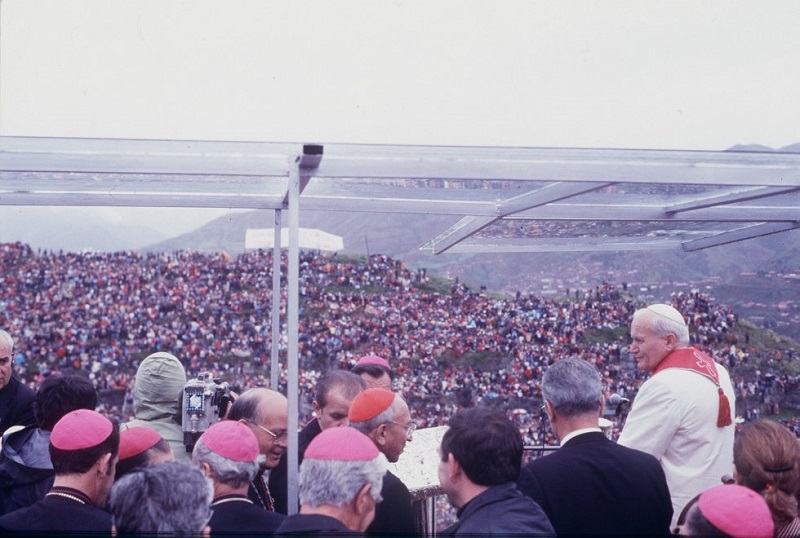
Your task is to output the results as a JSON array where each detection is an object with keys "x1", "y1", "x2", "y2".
[
  {"x1": 726, "y1": 142, "x2": 800, "y2": 153},
  {"x1": 1, "y1": 142, "x2": 798, "y2": 339}
]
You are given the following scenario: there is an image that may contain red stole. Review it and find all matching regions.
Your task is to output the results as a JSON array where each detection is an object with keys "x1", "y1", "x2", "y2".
[{"x1": 653, "y1": 347, "x2": 733, "y2": 427}]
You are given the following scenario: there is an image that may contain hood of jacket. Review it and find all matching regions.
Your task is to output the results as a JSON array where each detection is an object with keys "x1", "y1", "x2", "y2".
[
  {"x1": 0, "y1": 426, "x2": 53, "y2": 487},
  {"x1": 133, "y1": 352, "x2": 187, "y2": 422}
]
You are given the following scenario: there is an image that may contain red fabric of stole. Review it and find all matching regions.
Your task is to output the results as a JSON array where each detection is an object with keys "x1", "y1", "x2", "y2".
[{"x1": 653, "y1": 347, "x2": 733, "y2": 427}]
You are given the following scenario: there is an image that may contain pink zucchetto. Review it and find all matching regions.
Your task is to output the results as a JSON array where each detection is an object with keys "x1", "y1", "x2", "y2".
[
  {"x1": 355, "y1": 355, "x2": 391, "y2": 369},
  {"x1": 199, "y1": 421, "x2": 259, "y2": 462},
  {"x1": 305, "y1": 426, "x2": 379, "y2": 462},
  {"x1": 50, "y1": 409, "x2": 113, "y2": 451},
  {"x1": 697, "y1": 484, "x2": 773, "y2": 538},
  {"x1": 348, "y1": 388, "x2": 395, "y2": 423},
  {"x1": 119, "y1": 426, "x2": 162, "y2": 461}
]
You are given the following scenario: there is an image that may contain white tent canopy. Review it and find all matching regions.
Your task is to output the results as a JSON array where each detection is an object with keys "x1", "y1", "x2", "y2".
[
  {"x1": 2, "y1": 135, "x2": 799, "y2": 515},
  {"x1": 245, "y1": 228, "x2": 344, "y2": 252}
]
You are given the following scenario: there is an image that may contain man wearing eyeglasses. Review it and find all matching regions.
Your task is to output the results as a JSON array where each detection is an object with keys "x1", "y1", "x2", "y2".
[
  {"x1": 269, "y1": 370, "x2": 366, "y2": 514},
  {"x1": 349, "y1": 388, "x2": 416, "y2": 536},
  {"x1": 0, "y1": 329, "x2": 35, "y2": 437},
  {"x1": 227, "y1": 387, "x2": 289, "y2": 512}
]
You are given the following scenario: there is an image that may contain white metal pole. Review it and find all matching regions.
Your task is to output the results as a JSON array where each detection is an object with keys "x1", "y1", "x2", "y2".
[
  {"x1": 270, "y1": 209, "x2": 282, "y2": 390},
  {"x1": 286, "y1": 156, "x2": 301, "y2": 515}
]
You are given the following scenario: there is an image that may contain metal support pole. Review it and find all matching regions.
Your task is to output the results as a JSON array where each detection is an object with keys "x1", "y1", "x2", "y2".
[
  {"x1": 286, "y1": 157, "x2": 301, "y2": 515},
  {"x1": 270, "y1": 210, "x2": 282, "y2": 390}
]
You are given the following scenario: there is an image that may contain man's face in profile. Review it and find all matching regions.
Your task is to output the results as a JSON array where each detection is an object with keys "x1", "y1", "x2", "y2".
[{"x1": 0, "y1": 339, "x2": 13, "y2": 391}]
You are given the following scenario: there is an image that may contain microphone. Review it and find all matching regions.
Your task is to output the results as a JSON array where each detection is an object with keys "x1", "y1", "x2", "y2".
[
  {"x1": 609, "y1": 393, "x2": 630, "y2": 417},
  {"x1": 608, "y1": 394, "x2": 630, "y2": 406}
]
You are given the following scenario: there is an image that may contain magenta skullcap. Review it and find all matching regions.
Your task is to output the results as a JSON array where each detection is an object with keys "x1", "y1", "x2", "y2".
[
  {"x1": 51, "y1": 409, "x2": 113, "y2": 451},
  {"x1": 119, "y1": 426, "x2": 162, "y2": 461},
  {"x1": 305, "y1": 427, "x2": 379, "y2": 461},
  {"x1": 199, "y1": 421, "x2": 259, "y2": 462},
  {"x1": 348, "y1": 388, "x2": 395, "y2": 423},
  {"x1": 356, "y1": 355, "x2": 391, "y2": 369},
  {"x1": 697, "y1": 484, "x2": 773, "y2": 538}
]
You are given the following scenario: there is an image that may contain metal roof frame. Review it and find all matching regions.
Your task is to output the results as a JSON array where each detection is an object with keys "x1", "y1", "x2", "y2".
[
  {"x1": 1, "y1": 135, "x2": 798, "y2": 254},
  {"x1": 2, "y1": 135, "x2": 799, "y2": 514}
]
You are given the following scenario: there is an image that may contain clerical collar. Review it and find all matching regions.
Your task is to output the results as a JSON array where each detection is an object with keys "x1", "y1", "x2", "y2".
[
  {"x1": 212, "y1": 494, "x2": 253, "y2": 507},
  {"x1": 46, "y1": 486, "x2": 92, "y2": 505}
]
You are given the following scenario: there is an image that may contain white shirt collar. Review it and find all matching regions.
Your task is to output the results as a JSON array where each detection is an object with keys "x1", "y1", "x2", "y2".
[{"x1": 560, "y1": 427, "x2": 602, "y2": 446}]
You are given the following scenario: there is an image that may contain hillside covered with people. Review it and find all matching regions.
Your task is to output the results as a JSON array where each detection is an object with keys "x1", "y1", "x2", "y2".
[{"x1": 1, "y1": 241, "x2": 798, "y2": 439}]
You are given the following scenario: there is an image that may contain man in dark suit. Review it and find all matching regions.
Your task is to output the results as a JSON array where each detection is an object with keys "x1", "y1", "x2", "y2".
[
  {"x1": 269, "y1": 370, "x2": 365, "y2": 514},
  {"x1": 193, "y1": 420, "x2": 284, "y2": 535},
  {"x1": 349, "y1": 388, "x2": 416, "y2": 536},
  {"x1": 0, "y1": 409, "x2": 119, "y2": 534},
  {"x1": 438, "y1": 408, "x2": 554, "y2": 536},
  {"x1": 0, "y1": 330, "x2": 35, "y2": 436},
  {"x1": 517, "y1": 358, "x2": 673, "y2": 536},
  {"x1": 275, "y1": 427, "x2": 387, "y2": 535}
]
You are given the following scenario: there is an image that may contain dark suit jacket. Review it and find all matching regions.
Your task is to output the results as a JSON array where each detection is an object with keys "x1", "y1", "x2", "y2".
[
  {"x1": 275, "y1": 513, "x2": 357, "y2": 536},
  {"x1": 0, "y1": 377, "x2": 35, "y2": 436},
  {"x1": 441, "y1": 482, "x2": 554, "y2": 536},
  {"x1": 268, "y1": 419, "x2": 321, "y2": 515},
  {"x1": 517, "y1": 431, "x2": 673, "y2": 536},
  {"x1": 209, "y1": 494, "x2": 285, "y2": 535},
  {"x1": 367, "y1": 470, "x2": 415, "y2": 536},
  {"x1": 0, "y1": 490, "x2": 112, "y2": 534}
]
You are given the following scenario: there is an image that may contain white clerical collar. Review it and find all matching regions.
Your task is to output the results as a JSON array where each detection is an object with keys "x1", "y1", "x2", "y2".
[{"x1": 560, "y1": 427, "x2": 601, "y2": 446}]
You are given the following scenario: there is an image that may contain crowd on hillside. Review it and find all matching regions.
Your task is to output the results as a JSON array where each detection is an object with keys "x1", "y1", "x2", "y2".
[{"x1": 1, "y1": 241, "x2": 795, "y2": 439}]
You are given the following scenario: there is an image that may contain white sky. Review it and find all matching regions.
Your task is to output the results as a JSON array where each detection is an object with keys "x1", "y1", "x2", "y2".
[{"x1": 2, "y1": 0, "x2": 800, "y2": 151}]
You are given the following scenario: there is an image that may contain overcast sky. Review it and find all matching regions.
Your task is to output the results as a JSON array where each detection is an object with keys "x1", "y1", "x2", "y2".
[
  {"x1": 2, "y1": 0, "x2": 799, "y2": 151},
  {"x1": 1, "y1": 0, "x2": 799, "y2": 245}
]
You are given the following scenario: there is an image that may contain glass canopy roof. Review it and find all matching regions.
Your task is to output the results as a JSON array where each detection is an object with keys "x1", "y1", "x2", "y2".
[{"x1": 1, "y1": 135, "x2": 798, "y2": 253}]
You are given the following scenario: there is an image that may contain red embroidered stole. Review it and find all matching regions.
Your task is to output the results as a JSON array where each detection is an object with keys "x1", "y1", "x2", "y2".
[{"x1": 653, "y1": 347, "x2": 733, "y2": 427}]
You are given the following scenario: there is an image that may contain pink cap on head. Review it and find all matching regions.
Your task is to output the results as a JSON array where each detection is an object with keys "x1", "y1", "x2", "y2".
[
  {"x1": 119, "y1": 426, "x2": 162, "y2": 461},
  {"x1": 348, "y1": 388, "x2": 395, "y2": 423},
  {"x1": 356, "y1": 355, "x2": 391, "y2": 369},
  {"x1": 200, "y1": 421, "x2": 259, "y2": 462},
  {"x1": 51, "y1": 409, "x2": 113, "y2": 451},
  {"x1": 305, "y1": 426, "x2": 379, "y2": 461},
  {"x1": 698, "y1": 484, "x2": 773, "y2": 538}
]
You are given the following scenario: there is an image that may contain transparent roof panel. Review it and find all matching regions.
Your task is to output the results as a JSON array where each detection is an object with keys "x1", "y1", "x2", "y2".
[
  {"x1": 2, "y1": 136, "x2": 799, "y2": 253},
  {"x1": 477, "y1": 219, "x2": 753, "y2": 240}
]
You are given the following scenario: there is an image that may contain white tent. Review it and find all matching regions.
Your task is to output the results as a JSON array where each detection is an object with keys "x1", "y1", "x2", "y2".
[{"x1": 245, "y1": 227, "x2": 344, "y2": 252}]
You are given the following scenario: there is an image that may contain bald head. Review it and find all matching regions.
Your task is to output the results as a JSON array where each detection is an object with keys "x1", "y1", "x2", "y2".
[
  {"x1": 228, "y1": 388, "x2": 288, "y2": 469},
  {"x1": 0, "y1": 329, "x2": 14, "y2": 391}
]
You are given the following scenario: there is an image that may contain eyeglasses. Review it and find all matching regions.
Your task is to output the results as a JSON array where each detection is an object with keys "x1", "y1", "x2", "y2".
[
  {"x1": 387, "y1": 420, "x2": 416, "y2": 437},
  {"x1": 248, "y1": 422, "x2": 288, "y2": 443}
]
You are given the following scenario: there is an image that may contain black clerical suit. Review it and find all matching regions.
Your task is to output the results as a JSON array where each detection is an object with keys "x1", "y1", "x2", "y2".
[
  {"x1": 268, "y1": 419, "x2": 321, "y2": 514},
  {"x1": 517, "y1": 431, "x2": 673, "y2": 536},
  {"x1": 209, "y1": 493, "x2": 285, "y2": 536},
  {"x1": 0, "y1": 486, "x2": 112, "y2": 535},
  {"x1": 275, "y1": 513, "x2": 357, "y2": 536},
  {"x1": 366, "y1": 470, "x2": 415, "y2": 536},
  {"x1": 0, "y1": 377, "x2": 35, "y2": 436}
]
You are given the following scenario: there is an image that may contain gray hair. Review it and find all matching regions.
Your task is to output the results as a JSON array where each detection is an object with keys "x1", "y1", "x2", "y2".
[
  {"x1": 109, "y1": 462, "x2": 213, "y2": 536},
  {"x1": 191, "y1": 437, "x2": 263, "y2": 489},
  {"x1": 299, "y1": 455, "x2": 387, "y2": 507},
  {"x1": 542, "y1": 358, "x2": 602, "y2": 417},
  {"x1": 633, "y1": 306, "x2": 690, "y2": 346},
  {"x1": 349, "y1": 395, "x2": 398, "y2": 435},
  {"x1": 0, "y1": 330, "x2": 12, "y2": 351}
]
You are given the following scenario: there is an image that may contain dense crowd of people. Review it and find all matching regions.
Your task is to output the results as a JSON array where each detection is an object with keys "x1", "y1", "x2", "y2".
[
  {"x1": 0, "y1": 241, "x2": 795, "y2": 437},
  {"x1": 1, "y1": 240, "x2": 799, "y2": 537}
]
